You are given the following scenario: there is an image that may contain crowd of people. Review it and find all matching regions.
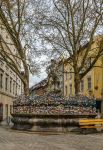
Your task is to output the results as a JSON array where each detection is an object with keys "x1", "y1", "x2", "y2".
[{"x1": 13, "y1": 93, "x2": 97, "y2": 115}]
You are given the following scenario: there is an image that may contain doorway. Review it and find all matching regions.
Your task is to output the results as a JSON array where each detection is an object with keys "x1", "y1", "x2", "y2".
[
  {"x1": 0, "y1": 103, "x2": 3, "y2": 122},
  {"x1": 96, "y1": 100, "x2": 101, "y2": 113}
]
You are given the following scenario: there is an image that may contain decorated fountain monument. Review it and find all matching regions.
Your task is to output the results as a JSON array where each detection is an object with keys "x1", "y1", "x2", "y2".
[{"x1": 11, "y1": 93, "x2": 97, "y2": 132}]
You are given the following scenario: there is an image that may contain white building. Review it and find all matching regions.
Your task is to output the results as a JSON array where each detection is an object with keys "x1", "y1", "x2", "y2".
[{"x1": 0, "y1": 21, "x2": 23, "y2": 123}]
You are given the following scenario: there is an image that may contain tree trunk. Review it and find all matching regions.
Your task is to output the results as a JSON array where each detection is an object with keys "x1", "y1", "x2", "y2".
[
  {"x1": 24, "y1": 81, "x2": 29, "y2": 96},
  {"x1": 74, "y1": 73, "x2": 80, "y2": 95},
  {"x1": 23, "y1": 66, "x2": 29, "y2": 96}
]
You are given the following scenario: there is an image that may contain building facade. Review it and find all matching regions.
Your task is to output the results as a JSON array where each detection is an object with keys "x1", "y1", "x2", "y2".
[
  {"x1": 0, "y1": 21, "x2": 23, "y2": 122},
  {"x1": 63, "y1": 36, "x2": 103, "y2": 99},
  {"x1": 63, "y1": 58, "x2": 103, "y2": 99}
]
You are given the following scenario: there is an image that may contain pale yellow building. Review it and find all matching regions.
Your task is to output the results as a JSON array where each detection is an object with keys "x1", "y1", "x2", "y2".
[
  {"x1": 47, "y1": 36, "x2": 103, "y2": 100},
  {"x1": 63, "y1": 36, "x2": 103, "y2": 99},
  {"x1": 63, "y1": 58, "x2": 103, "y2": 99}
]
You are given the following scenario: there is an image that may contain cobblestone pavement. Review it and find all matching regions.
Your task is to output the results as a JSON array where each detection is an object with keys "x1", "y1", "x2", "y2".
[{"x1": 0, "y1": 126, "x2": 103, "y2": 150}]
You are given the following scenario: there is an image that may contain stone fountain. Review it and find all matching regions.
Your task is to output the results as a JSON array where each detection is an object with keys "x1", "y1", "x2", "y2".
[{"x1": 11, "y1": 93, "x2": 97, "y2": 132}]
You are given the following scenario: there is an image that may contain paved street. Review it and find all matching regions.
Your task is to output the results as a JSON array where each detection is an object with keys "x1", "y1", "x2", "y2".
[{"x1": 0, "y1": 126, "x2": 103, "y2": 150}]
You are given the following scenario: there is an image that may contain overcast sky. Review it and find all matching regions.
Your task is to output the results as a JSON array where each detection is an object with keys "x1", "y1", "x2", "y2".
[
  {"x1": 29, "y1": 55, "x2": 49, "y2": 88},
  {"x1": 29, "y1": 71, "x2": 47, "y2": 88}
]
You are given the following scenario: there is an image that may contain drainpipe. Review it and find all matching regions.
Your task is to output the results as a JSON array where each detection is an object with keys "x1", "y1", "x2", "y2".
[
  {"x1": 101, "y1": 57, "x2": 103, "y2": 97},
  {"x1": 101, "y1": 57, "x2": 103, "y2": 116}
]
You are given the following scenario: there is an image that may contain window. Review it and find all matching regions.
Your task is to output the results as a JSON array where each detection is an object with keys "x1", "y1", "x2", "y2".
[
  {"x1": 10, "y1": 105, "x2": 13, "y2": 114},
  {"x1": 5, "y1": 77, "x2": 8, "y2": 91},
  {"x1": 13, "y1": 82, "x2": 15, "y2": 94},
  {"x1": 65, "y1": 86, "x2": 67, "y2": 96},
  {"x1": 57, "y1": 82, "x2": 60, "y2": 88},
  {"x1": 10, "y1": 79, "x2": 12, "y2": 93},
  {"x1": 80, "y1": 80, "x2": 84, "y2": 92},
  {"x1": 59, "y1": 81, "x2": 62, "y2": 88},
  {"x1": 65, "y1": 72, "x2": 68, "y2": 80},
  {"x1": 70, "y1": 68, "x2": 72, "y2": 79},
  {"x1": 5, "y1": 104, "x2": 8, "y2": 117},
  {"x1": 0, "y1": 103, "x2": 3, "y2": 116},
  {"x1": 0, "y1": 74, "x2": 3, "y2": 89},
  {"x1": 18, "y1": 85, "x2": 20, "y2": 95},
  {"x1": 16, "y1": 84, "x2": 18, "y2": 95},
  {"x1": 6, "y1": 66, "x2": 9, "y2": 71},
  {"x1": 70, "y1": 84, "x2": 72, "y2": 95},
  {"x1": 87, "y1": 77, "x2": 91, "y2": 90}
]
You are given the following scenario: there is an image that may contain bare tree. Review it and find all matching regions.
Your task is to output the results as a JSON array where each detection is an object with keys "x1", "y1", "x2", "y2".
[
  {"x1": 35, "y1": 0, "x2": 103, "y2": 95},
  {"x1": 0, "y1": 0, "x2": 41, "y2": 95}
]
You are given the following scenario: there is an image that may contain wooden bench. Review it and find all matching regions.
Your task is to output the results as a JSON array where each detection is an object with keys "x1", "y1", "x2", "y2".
[{"x1": 79, "y1": 119, "x2": 103, "y2": 134}]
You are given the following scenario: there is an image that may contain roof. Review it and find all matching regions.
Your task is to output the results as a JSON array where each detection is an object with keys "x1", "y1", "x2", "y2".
[{"x1": 30, "y1": 78, "x2": 48, "y2": 92}]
